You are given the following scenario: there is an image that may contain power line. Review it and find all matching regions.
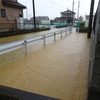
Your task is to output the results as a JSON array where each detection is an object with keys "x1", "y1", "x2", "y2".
[{"x1": 47, "y1": 0, "x2": 66, "y2": 9}]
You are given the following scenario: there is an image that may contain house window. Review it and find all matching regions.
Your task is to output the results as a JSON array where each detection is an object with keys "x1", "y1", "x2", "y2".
[
  {"x1": 1, "y1": 9, "x2": 6, "y2": 17},
  {"x1": 19, "y1": 14, "x2": 23, "y2": 17}
]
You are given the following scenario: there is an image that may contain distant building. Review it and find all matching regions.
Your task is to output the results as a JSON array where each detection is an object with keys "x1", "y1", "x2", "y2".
[
  {"x1": 77, "y1": 16, "x2": 83, "y2": 22},
  {"x1": 56, "y1": 10, "x2": 76, "y2": 23},
  {"x1": 0, "y1": 0, "x2": 26, "y2": 24},
  {"x1": 23, "y1": 18, "x2": 29, "y2": 23},
  {"x1": 61, "y1": 10, "x2": 76, "y2": 18},
  {"x1": 30, "y1": 16, "x2": 49, "y2": 23},
  {"x1": 54, "y1": 17, "x2": 66, "y2": 23},
  {"x1": 85, "y1": 15, "x2": 94, "y2": 27}
]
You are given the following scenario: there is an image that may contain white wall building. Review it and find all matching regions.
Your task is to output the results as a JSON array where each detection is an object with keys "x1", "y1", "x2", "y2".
[{"x1": 85, "y1": 15, "x2": 94, "y2": 27}]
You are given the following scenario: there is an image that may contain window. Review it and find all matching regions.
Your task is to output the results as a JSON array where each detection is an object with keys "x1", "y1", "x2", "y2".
[
  {"x1": 1, "y1": 9, "x2": 6, "y2": 17},
  {"x1": 86, "y1": 16, "x2": 89, "y2": 20},
  {"x1": 19, "y1": 14, "x2": 23, "y2": 17}
]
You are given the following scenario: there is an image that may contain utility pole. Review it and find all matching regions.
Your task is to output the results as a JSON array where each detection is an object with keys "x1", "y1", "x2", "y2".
[
  {"x1": 72, "y1": 0, "x2": 74, "y2": 25},
  {"x1": 77, "y1": 1, "x2": 80, "y2": 19},
  {"x1": 32, "y1": 0, "x2": 36, "y2": 30},
  {"x1": 87, "y1": 0, "x2": 95, "y2": 38},
  {"x1": 26, "y1": 8, "x2": 28, "y2": 19}
]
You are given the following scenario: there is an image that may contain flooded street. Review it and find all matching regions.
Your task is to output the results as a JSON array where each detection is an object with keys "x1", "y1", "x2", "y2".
[{"x1": 0, "y1": 28, "x2": 90, "y2": 100}]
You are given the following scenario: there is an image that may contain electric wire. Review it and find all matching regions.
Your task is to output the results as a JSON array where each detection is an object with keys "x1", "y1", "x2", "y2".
[{"x1": 47, "y1": 0, "x2": 66, "y2": 9}]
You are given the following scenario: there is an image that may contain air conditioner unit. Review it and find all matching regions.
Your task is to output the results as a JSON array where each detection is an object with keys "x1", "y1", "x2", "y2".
[
  {"x1": 16, "y1": 17, "x2": 24, "y2": 29},
  {"x1": 7, "y1": 16, "x2": 10, "y2": 21}
]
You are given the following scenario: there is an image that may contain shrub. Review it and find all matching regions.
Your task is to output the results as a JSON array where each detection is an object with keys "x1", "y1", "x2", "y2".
[
  {"x1": 39, "y1": 27, "x2": 50, "y2": 30},
  {"x1": 79, "y1": 22, "x2": 85, "y2": 28}
]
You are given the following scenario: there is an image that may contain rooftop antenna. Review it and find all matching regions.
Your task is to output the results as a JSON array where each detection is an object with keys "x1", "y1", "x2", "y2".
[{"x1": 67, "y1": 7, "x2": 69, "y2": 10}]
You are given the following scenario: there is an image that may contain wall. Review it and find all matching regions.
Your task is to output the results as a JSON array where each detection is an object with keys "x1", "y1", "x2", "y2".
[
  {"x1": 61, "y1": 14, "x2": 75, "y2": 18},
  {"x1": 85, "y1": 16, "x2": 94, "y2": 27},
  {"x1": 0, "y1": 0, "x2": 23, "y2": 24}
]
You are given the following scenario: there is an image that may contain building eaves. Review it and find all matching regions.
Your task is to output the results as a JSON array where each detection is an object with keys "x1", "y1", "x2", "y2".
[
  {"x1": 61, "y1": 10, "x2": 76, "y2": 15},
  {"x1": 2, "y1": 0, "x2": 26, "y2": 9}
]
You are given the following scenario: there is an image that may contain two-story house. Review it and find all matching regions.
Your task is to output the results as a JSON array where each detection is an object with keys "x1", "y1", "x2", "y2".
[
  {"x1": 0, "y1": 0, "x2": 26, "y2": 25},
  {"x1": 56, "y1": 10, "x2": 76, "y2": 23}
]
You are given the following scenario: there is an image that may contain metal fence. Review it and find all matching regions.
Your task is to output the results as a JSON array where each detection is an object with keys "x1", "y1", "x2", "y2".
[
  {"x1": 0, "y1": 23, "x2": 54, "y2": 30},
  {"x1": 0, "y1": 27, "x2": 72, "y2": 55}
]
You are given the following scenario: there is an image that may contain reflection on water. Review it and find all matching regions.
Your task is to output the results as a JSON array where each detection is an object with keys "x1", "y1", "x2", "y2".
[{"x1": 0, "y1": 28, "x2": 90, "y2": 100}]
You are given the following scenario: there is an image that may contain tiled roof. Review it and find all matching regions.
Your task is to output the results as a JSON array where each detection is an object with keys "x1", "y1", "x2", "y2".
[
  {"x1": 2, "y1": 0, "x2": 26, "y2": 9},
  {"x1": 61, "y1": 10, "x2": 76, "y2": 15}
]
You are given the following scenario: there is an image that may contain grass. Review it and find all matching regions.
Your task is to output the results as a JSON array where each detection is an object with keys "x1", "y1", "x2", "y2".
[{"x1": 39, "y1": 27, "x2": 50, "y2": 30}]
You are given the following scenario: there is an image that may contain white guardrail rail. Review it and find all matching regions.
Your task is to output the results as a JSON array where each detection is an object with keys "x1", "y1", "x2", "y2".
[{"x1": 0, "y1": 28, "x2": 72, "y2": 55}]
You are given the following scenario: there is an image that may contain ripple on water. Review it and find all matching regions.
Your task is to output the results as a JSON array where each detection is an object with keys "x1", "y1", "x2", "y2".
[{"x1": 0, "y1": 29, "x2": 90, "y2": 100}]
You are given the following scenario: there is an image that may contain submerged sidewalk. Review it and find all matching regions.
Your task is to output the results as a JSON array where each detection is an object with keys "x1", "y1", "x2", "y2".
[{"x1": 0, "y1": 28, "x2": 90, "y2": 100}]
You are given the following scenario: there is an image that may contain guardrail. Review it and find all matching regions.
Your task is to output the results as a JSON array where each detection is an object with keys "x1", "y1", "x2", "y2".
[{"x1": 0, "y1": 27, "x2": 72, "y2": 55}]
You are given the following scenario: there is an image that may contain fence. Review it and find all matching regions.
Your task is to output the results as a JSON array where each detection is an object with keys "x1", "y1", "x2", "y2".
[
  {"x1": 0, "y1": 27, "x2": 72, "y2": 55},
  {"x1": 0, "y1": 23, "x2": 54, "y2": 30}
]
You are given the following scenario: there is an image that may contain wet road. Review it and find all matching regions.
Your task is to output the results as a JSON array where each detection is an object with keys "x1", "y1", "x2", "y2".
[{"x1": 0, "y1": 28, "x2": 90, "y2": 100}]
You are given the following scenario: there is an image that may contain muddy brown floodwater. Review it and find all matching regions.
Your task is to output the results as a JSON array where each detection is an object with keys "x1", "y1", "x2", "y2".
[{"x1": 0, "y1": 28, "x2": 90, "y2": 100}]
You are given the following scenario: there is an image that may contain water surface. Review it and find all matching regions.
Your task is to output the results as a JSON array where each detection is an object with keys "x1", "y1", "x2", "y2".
[{"x1": 0, "y1": 28, "x2": 90, "y2": 100}]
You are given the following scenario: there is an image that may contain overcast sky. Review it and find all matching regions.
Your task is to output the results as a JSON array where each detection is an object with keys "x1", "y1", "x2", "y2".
[{"x1": 18, "y1": 0, "x2": 99, "y2": 20}]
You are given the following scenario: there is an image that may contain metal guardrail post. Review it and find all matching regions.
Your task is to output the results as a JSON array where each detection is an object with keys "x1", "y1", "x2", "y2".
[
  {"x1": 0, "y1": 29, "x2": 73, "y2": 55},
  {"x1": 24, "y1": 40, "x2": 27, "y2": 54},
  {"x1": 66, "y1": 30, "x2": 67, "y2": 35},
  {"x1": 71, "y1": 27, "x2": 72, "y2": 33},
  {"x1": 54, "y1": 33, "x2": 56, "y2": 41},
  {"x1": 61, "y1": 31, "x2": 62, "y2": 38},
  {"x1": 69, "y1": 29, "x2": 71, "y2": 33},
  {"x1": 69, "y1": 28, "x2": 72, "y2": 33},
  {"x1": 43, "y1": 35, "x2": 46, "y2": 46}
]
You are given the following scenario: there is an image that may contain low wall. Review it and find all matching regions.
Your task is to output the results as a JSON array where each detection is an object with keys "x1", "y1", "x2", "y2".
[
  {"x1": 0, "y1": 28, "x2": 50, "y2": 38},
  {"x1": 79, "y1": 29, "x2": 88, "y2": 33}
]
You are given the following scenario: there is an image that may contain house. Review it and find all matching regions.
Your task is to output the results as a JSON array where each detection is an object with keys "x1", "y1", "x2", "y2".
[
  {"x1": 77, "y1": 16, "x2": 83, "y2": 22},
  {"x1": 54, "y1": 17, "x2": 66, "y2": 23},
  {"x1": 23, "y1": 18, "x2": 29, "y2": 23},
  {"x1": 30, "y1": 16, "x2": 50, "y2": 23},
  {"x1": 56, "y1": 10, "x2": 76, "y2": 23},
  {"x1": 0, "y1": 0, "x2": 26, "y2": 25}
]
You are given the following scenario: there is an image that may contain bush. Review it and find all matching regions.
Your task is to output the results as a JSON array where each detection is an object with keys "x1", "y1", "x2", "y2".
[
  {"x1": 79, "y1": 27, "x2": 88, "y2": 29},
  {"x1": 55, "y1": 25, "x2": 67, "y2": 28},
  {"x1": 79, "y1": 22, "x2": 85, "y2": 28},
  {"x1": 39, "y1": 27, "x2": 50, "y2": 30}
]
